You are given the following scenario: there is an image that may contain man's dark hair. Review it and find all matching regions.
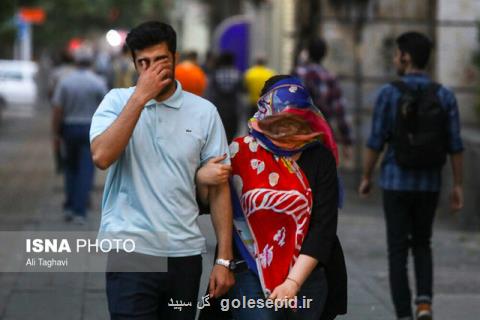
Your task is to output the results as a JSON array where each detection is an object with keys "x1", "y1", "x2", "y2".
[
  {"x1": 126, "y1": 21, "x2": 176, "y2": 60},
  {"x1": 184, "y1": 50, "x2": 198, "y2": 61},
  {"x1": 396, "y1": 31, "x2": 433, "y2": 69},
  {"x1": 255, "y1": 56, "x2": 267, "y2": 66},
  {"x1": 59, "y1": 50, "x2": 73, "y2": 65},
  {"x1": 308, "y1": 38, "x2": 327, "y2": 63},
  {"x1": 121, "y1": 43, "x2": 130, "y2": 55},
  {"x1": 260, "y1": 75, "x2": 292, "y2": 96},
  {"x1": 216, "y1": 52, "x2": 236, "y2": 67}
]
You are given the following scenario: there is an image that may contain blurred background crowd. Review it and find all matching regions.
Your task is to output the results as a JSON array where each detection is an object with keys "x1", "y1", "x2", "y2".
[
  {"x1": 0, "y1": 1, "x2": 480, "y2": 319},
  {"x1": 1, "y1": 0, "x2": 479, "y2": 228}
]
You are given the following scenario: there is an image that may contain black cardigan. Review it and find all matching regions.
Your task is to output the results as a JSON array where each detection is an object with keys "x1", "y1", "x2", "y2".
[
  {"x1": 198, "y1": 143, "x2": 347, "y2": 320},
  {"x1": 297, "y1": 143, "x2": 348, "y2": 320}
]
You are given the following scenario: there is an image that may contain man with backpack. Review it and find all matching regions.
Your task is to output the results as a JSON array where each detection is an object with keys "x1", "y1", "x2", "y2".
[{"x1": 358, "y1": 32, "x2": 464, "y2": 320}]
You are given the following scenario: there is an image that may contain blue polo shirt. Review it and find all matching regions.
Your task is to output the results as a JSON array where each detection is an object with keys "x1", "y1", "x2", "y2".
[
  {"x1": 367, "y1": 74, "x2": 464, "y2": 192},
  {"x1": 90, "y1": 82, "x2": 229, "y2": 257}
]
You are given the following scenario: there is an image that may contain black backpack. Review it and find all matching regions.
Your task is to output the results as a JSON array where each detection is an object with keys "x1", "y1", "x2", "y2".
[{"x1": 389, "y1": 80, "x2": 448, "y2": 169}]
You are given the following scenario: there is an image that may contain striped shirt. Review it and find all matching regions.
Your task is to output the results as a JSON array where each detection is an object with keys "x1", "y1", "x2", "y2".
[{"x1": 295, "y1": 63, "x2": 352, "y2": 145}]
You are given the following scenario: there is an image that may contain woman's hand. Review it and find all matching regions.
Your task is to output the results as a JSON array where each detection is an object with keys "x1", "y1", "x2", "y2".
[
  {"x1": 268, "y1": 278, "x2": 300, "y2": 301},
  {"x1": 269, "y1": 254, "x2": 318, "y2": 303},
  {"x1": 196, "y1": 154, "x2": 231, "y2": 186}
]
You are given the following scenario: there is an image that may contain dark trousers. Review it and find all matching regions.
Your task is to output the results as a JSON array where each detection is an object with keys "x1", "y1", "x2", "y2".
[
  {"x1": 63, "y1": 124, "x2": 94, "y2": 216},
  {"x1": 106, "y1": 254, "x2": 202, "y2": 320},
  {"x1": 382, "y1": 190, "x2": 439, "y2": 318}
]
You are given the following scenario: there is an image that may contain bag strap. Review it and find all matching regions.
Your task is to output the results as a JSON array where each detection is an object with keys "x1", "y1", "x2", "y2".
[
  {"x1": 423, "y1": 82, "x2": 441, "y2": 97},
  {"x1": 390, "y1": 80, "x2": 412, "y2": 94},
  {"x1": 391, "y1": 80, "x2": 441, "y2": 96}
]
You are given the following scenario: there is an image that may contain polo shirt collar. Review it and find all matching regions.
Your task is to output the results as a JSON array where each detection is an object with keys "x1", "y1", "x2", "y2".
[{"x1": 145, "y1": 80, "x2": 183, "y2": 109}]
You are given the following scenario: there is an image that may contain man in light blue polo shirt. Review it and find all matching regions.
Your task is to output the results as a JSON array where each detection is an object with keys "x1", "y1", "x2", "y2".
[{"x1": 90, "y1": 21, "x2": 234, "y2": 320}]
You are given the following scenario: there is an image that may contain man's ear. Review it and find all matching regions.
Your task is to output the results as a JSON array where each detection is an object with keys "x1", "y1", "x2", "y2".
[{"x1": 400, "y1": 51, "x2": 410, "y2": 66}]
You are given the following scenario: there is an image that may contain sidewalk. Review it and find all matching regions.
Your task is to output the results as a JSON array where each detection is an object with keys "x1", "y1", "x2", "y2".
[
  {"x1": 1, "y1": 107, "x2": 479, "y2": 319},
  {"x1": 198, "y1": 212, "x2": 396, "y2": 320},
  {"x1": 336, "y1": 193, "x2": 480, "y2": 320}
]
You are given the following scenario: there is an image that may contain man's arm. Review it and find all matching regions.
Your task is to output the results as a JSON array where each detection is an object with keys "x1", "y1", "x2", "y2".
[
  {"x1": 52, "y1": 106, "x2": 63, "y2": 150},
  {"x1": 195, "y1": 154, "x2": 231, "y2": 205},
  {"x1": 445, "y1": 91, "x2": 464, "y2": 212},
  {"x1": 51, "y1": 80, "x2": 65, "y2": 153},
  {"x1": 358, "y1": 148, "x2": 381, "y2": 196},
  {"x1": 91, "y1": 94, "x2": 148, "y2": 169},
  {"x1": 209, "y1": 182, "x2": 233, "y2": 260},
  {"x1": 91, "y1": 61, "x2": 172, "y2": 170},
  {"x1": 359, "y1": 86, "x2": 391, "y2": 196},
  {"x1": 449, "y1": 152, "x2": 464, "y2": 212},
  {"x1": 207, "y1": 182, "x2": 235, "y2": 297}
]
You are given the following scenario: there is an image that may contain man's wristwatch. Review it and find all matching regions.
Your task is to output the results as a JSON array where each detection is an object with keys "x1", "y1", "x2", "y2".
[{"x1": 215, "y1": 258, "x2": 236, "y2": 271}]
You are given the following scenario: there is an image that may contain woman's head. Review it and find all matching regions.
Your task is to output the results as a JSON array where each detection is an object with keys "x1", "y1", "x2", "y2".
[
  {"x1": 250, "y1": 75, "x2": 339, "y2": 163},
  {"x1": 255, "y1": 75, "x2": 314, "y2": 119},
  {"x1": 260, "y1": 75, "x2": 292, "y2": 96},
  {"x1": 253, "y1": 75, "x2": 318, "y2": 142},
  {"x1": 256, "y1": 113, "x2": 314, "y2": 140}
]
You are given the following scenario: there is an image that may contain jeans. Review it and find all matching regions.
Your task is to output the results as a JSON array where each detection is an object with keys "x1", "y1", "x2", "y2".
[
  {"x1": 228, "y1": 266, "x2": 327, "y2": 320},
  {"x1": 383, "y1": 190, "x2": 439, "y2": 318},
  {"x1": 62, "y1": 124, "x2": 94, "y2": 217},
  {"x1": 106, "y1": 254, "x2": 202, "y2": 320}
]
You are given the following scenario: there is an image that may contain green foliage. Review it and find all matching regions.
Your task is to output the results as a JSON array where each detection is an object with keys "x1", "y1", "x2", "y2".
[
  {"x1": 1, "y1": 0, "x2": 171, "y2": 57},
  {"x1": 0, "y1": 1, "x2": 16, "y2": 58}
]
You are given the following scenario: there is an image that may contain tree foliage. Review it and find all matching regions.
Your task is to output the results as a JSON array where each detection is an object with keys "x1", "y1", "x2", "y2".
[
  {"x1": 0, "y1": 1, "x2": 16, "y2": 58},
  {"x1": 1, "y1": 0, "x2": 171, "y2": 58}
]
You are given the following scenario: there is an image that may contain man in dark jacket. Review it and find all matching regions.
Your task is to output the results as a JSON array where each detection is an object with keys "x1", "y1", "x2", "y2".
[{"x1": 359, "y1": 31, "x2": 464, "y2": 320}]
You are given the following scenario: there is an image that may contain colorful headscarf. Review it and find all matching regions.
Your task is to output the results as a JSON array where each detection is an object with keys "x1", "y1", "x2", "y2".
[
  {"x1": 230, "y1": 77, "x2": 340, "y2": 296},
  {"x1": 249, "y1": 77, "x2": 339, "y2": 163}
]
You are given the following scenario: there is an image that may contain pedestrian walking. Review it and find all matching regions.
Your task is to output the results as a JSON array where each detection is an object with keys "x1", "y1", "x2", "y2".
[
  {"x1": 358, "y1": 31, "x2": 464, "y2": 320},
  {"x1": 295, "y1": 38, "x2": 353, "y2": 161},
  {"x1": 207, "y1": 52, "x2": 243, "y2": 142},
  {"x1": 112, "y1": 44, "x2": 137, "y2": 88},
  {"x1": 49, "y1": 50, "x2": 75, "y2": 98},
  {"x1": 244, "y1": 56, "x2": 276, "y2": 119},
  {"x1": 197, "y1": 75, "x2": 347, "y2": 320},
  {"x1": 175, "y1": 50, "x2": 208, "y2": 96},
  {"x1": 201, "y1": 50, "x2": 216, "y2": 78},
  {"x1": 51, "y1": 48, "x2": 108, "y2": 225},
  {"x1": 49, "y1": 50, "x2": 75, "y2": 173},
  {"x1": 89, "y1": 21, "x2": 234, "y2": 320}
]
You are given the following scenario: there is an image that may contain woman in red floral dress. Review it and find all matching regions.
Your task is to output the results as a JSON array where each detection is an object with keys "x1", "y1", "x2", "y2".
[{"x1": 197, "y1": 75, "x2": 347, "y2": 320}]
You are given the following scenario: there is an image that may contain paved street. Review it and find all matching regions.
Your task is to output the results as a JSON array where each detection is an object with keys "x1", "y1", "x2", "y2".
[{"x1": 0, "y1": 104, "x2": 479, "y2": 319}]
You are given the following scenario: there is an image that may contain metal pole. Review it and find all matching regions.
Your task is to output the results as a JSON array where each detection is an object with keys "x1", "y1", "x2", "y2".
[{"x1": 21, "y1": 22, "x2": 32, "y2": 61}]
